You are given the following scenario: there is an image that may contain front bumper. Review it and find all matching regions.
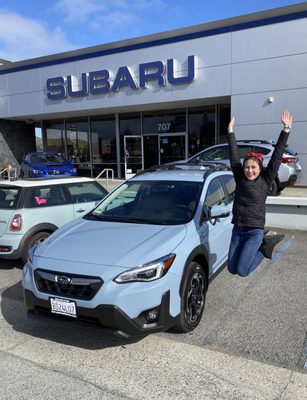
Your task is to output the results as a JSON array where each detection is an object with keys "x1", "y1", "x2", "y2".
[{"x1": 24, "y1": 289, "x2": 177, "y2": 338}]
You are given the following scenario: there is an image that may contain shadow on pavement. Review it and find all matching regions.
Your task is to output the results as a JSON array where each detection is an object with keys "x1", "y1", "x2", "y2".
[
  {"x1": 0, "y1": 258, "x2": 24, "y2": 270},
  {"x1": 1, "y1": 280, "x2": 143, "y2": 350}
]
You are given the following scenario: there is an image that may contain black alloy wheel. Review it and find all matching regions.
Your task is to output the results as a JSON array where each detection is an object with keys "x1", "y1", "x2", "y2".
[{"x1": 173, "y1": 261, "x2": 207, "y2": 333}]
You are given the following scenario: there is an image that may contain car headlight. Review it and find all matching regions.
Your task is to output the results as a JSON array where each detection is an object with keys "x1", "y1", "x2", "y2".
[
  {"x1": 70, "y1": 168, "x2": 77, "y2": 173},
  {"x1": 114, "y1": 254, "x2": 176, "y2": 283}
]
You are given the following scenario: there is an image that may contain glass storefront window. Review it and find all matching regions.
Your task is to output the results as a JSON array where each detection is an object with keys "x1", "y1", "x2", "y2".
[
  {"x1": 66, "y1": 118, "x2": 90, "y2": 163},
  {"x1": 119, "y1": 113, "x2": 141, "y2": 136},
  {"x1": 90, "y1": 115, "x2": 116, "y2": 177},
  {"x1": 143, "y1": 109, "x2": 186, "y2": 134},
  {"x1": 188, "y1": 106, "x2": 216, "y2": 157},
  {"x1": 45, "y1": 120, "x2": 65, "y2": 153},
  {"x1": 119, "y1": 113, "x2": 141, "y2": 177},
  {"x1": 218, "y1": 104, "x2": 231, "y2": 144}
]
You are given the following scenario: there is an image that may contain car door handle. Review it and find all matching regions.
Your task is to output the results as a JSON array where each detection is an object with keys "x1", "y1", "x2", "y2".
[{"x1": 76, "y1": 208, "x2": 86, "y2": 213}]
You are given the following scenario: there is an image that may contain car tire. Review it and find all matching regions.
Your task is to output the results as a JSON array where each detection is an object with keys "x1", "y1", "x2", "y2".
[
  {"x1": 22, "y1": 231, "x2": 50, "y2": 264},
  {"x1": 268, "y1": 180, "x2": 278, "y2": 196},
  {"x1": 173, "y1": 261, "x2": 207, "y2": 333}
]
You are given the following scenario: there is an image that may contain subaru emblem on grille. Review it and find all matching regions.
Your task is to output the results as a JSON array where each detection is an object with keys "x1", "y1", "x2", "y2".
[{"x1": 55, "y1": 275, "x2": 71, "y2": 285}]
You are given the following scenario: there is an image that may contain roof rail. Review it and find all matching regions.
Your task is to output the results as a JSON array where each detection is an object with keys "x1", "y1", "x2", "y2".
[
  {"x1": 135, "y1": 161, "x2": 231, "y2": 178},
  {"x1": 237, "y1": 139, "x2": 275, "y2": 144}
]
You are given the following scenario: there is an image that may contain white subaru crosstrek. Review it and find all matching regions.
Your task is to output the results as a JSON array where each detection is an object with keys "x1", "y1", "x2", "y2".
[{"x1": 23, "y1": 163, "x2": 235, "y2": 338}]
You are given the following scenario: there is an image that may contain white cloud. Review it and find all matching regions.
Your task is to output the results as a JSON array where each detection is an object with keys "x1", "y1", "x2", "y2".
[
  {"x1": 0, "y1": 9, "x2": 78, "y2": 62},
  {"x1": 54, "y1": 0, "x2": 168, "y2": 28}
]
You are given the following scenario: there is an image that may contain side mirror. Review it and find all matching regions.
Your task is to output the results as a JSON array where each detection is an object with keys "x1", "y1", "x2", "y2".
[{"x1": 209, "y1": 204, "x2": 231, "y2": 219}]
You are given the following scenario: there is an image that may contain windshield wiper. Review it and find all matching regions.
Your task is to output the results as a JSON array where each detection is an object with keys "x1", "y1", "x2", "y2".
[{"x1": 88, "y1": 214, "x2": 166, "y2": 224}]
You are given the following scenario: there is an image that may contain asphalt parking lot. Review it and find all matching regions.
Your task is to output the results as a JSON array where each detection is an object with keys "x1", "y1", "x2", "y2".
[{"x1": 0, "y1": 227, "x2": 306, "y2": 399}]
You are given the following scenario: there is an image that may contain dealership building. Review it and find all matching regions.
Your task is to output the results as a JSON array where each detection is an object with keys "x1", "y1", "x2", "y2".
[{"x1": 0, "y1": 2, "x2": 306, "y2": 184}]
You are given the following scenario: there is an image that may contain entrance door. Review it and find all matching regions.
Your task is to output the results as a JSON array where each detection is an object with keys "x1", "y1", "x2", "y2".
[
  {"x1": 143, "y1": 135, "x2": 159, "y2": 169},
  {"x1": 124, "y1": 136, "x2": 143, "y2": 179},
  {"x1": 159, "y1": 135, "x2": 185, "y2": 164}
]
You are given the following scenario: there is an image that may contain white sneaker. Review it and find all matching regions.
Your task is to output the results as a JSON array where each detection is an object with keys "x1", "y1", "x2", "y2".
[{"x1": 265, "y1": 231, "x2": 278, "y2": 236}]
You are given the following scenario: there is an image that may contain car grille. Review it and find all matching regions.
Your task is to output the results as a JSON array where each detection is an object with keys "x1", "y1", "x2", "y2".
[
  {"x1": 47, "y1": 170, "x2": 67, "y2": 175},
  {"x1": 34, "y1": 269, "x2": 103, "y2": 300}
]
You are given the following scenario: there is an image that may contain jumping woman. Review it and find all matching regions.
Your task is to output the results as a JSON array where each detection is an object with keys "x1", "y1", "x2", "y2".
[{"x1": 227, "y1": 110, "x2": 292, "y2": 277}]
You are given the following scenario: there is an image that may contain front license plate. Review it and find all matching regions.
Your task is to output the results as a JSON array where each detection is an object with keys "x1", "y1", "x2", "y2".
[{"x1": 50, "y1": 297, "x2": 77, "y2": 318}]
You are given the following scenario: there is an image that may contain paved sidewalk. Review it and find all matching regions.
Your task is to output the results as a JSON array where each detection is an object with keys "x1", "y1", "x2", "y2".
[{"x1": 280, "y1": 186, "x2": 307, "y2": 197}]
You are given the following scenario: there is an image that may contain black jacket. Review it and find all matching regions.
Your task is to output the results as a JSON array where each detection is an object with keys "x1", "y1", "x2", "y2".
[{"x1": 227, "y1": 130, "x2": 289, "y2": 228}]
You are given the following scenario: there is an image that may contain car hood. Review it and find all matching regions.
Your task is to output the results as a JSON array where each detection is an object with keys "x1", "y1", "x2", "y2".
[{"x1": 35, "y1": 218, "x2": 187, "y2": 267}]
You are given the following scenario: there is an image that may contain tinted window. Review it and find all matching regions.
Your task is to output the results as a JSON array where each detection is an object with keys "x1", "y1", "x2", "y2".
[
  {"x1": 30, "y1": 154, "x2": 68, "y2": 164},
  {"x1": 26, "y1": 185, "x2": 69, "y2": 208},
  {"x1": 220, "y1": 175, "x2": 236, "y2": 203},
  {"x1": 0, "y1": 187, "x2": 21, "y2": 209},
  {"x1": 205, "y1": 178, "x2": 227, "y2": 209},
  {"x1": 253, "y1": 146, "x2": 271, "y2": 156},
  {"x1": 67, "y1": 182, "x2": 107, "y2": 204},
  {"x1": 190, "y1": 147, "x2": 229, "y2": 162},
  {"x1": 91, "y1": 180, "x2": 202, "y2": 225},
  {"x1": 237, "y1": 145, "x2": 253, "y2": 157}
]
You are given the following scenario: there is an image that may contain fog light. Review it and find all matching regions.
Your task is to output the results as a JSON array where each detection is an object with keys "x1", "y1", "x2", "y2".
[{"x1": 145, "y1": 308, "x2": 159, "y2": 322}]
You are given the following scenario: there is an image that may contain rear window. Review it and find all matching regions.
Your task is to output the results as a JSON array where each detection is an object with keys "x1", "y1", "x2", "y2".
[
  {"x1": 0, "y1": 186, "x2": 21, "y2": 209},
  {"x1": 283, "y1": 147, "x2": 297, "y2": 156},
  {"x1": 253, "y1": 146, "x2": 271, "y2": 156}
]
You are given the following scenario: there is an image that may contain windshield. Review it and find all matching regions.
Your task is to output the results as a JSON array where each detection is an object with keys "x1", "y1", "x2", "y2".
[
  {"x1": 0, "y1": 186, "x2": 21, "y2": 209},
  {"x1": 89, "y1": 180, "x2": 202, "y2": 225},
  {"x1": 30, "y1": 153, "x2": 69, "y2": 164}
]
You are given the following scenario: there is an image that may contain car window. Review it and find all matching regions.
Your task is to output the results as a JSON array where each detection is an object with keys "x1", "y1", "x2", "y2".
[
  {"x1": 92, "y1": 180, "x2": 202, "y2": 225},
  {"x1": 197, "y1": 147, "x2": 229, "y2": 162},
  {"x1": 30, "y1": 153, "x2": 68, "y2": 164},
  {"x1": 220, "y1": 175, "x2": 236, "y2": 203},
  {"x1": 237, "y1": 145, "x2": 253, "y2": 157},
  {"x1": 26, "y1": 185, "x2": 69, "y2": 208},
  {"x1": 205, "y1": 178, "x2": 227, "y2": 209},
  {"x1": 67, "y1": 182, "x2": 108, "y2": 204},
  {"x1": 253, "y1": 146, "x2": 271, "y2": 155},
  {"x1": 0, "y1": 187, "x2": 21, "y2": 209},
  {"x1": 283, "y1": 147, "x2": 297, "y2": 156},
  {"x1": 202, "y1": 178, "x2": 227, "y2": 223}
]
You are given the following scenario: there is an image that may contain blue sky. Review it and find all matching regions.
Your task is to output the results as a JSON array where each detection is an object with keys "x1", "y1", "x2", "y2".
[{"x1": 0, "y1": 0, "x2": 301, "y2": 62}]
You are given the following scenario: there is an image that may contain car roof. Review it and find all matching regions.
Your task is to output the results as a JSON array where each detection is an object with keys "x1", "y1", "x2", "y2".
[
  {"x1": 27, "y1": 151, "x2": 61, "y2": 154},
  {"x1": 131, "y1": 163, "x2": 232, "y2": 183},
  {"x1": 0, "y1": 176, "x2": 96, "y2": 188}
]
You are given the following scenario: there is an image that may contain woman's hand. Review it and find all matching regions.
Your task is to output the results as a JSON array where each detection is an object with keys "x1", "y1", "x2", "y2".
[
  {"x1": 228, "y1": 116, "x2": 235, "y2": 133},
  {"x1": 281, "y1": 110, "x2": 292, "y2": 130}
]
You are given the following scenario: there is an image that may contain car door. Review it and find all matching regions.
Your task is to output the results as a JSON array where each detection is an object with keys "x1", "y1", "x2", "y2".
[
  {"x1": 18, "y1": 185, "x2": 75, "y2": 238},
  {"x1": 66, "y1": 181, "x2": 108, "y2": 218},
  {"x1": 198, "y1": 176, "x2": 233, "y2": 276}
]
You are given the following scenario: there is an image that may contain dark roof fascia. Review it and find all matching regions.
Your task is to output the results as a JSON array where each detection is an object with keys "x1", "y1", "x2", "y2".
[{"x1": 1, "y1": 3, "x2": 307, "y2": 76}]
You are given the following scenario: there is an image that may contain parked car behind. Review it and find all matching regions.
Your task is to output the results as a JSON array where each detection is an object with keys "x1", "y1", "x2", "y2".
[
  {"x1": 23, "y1": 163, "x2": 235, "y2": 338},
  {"x1": 0, "y1": 177, "x2": 108, "y2": 263},
  {"x1": 20, "y1": 151, "x2": 77, "y2": 178},
  {"x1": 183, "y1": 140, "x2": 302, "y2": 196}
]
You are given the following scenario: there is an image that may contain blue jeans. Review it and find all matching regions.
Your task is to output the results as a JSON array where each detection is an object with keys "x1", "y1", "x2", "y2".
[{"x1": 227, "y1": 225, "x2": 264, "y2": 277}]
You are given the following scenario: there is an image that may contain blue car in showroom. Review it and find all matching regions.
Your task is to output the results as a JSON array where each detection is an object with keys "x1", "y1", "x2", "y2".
[
  {"x1": 20, "y1": 152, "x2": 77, "y2": 178},
  {"x1": 23, "y1": 163, "x2": 235, "y2": 338}
]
